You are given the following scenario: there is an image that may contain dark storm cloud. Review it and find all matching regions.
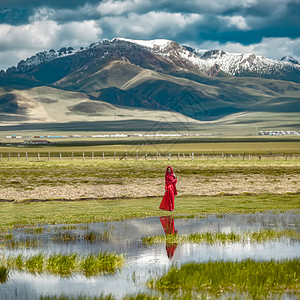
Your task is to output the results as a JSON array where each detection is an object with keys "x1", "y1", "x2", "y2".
[
  {"x1": 0, "y1": 0, "x2": 100, "y2": 9},
  {"x1": 1, "y1": 0, "x2": 299, "y2": 41},
  {"x1": 0, "y1": 0, "x2": 100, "y2": 24},
  {"x1": 0, "y1": 0, "x2": 299, "y2": 70},
  {"x1": 0, "y1": 8, "x2": 31, "y2": 25}
]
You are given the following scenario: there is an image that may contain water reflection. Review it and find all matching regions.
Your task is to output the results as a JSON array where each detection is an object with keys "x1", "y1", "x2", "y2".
[
  {"x1": 0, "y1": 213, "x2": 299, "y2": 300},
  {"x1": 159, "y1": 216, "x2": 177, "y2": 259}
]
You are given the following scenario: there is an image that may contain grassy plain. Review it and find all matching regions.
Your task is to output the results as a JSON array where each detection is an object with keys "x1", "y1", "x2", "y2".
[
  {"x1": 0, "y1": 143, "x2": 299, "y2": 300},
  {"x1": 1, "y1": 137, "x2": 300, "y2": 155},
  {"x1": 1, "y1": 156, "x2": 300, "y2": 185},
  {"x1": 0, "y1": 142, "x2": 299, "y2": 229},
  {"x1": 0, "y1": 194, "x2": 299, "y2": 231},
  {"x1": 0, "y1": 154, "x2": 300, "y2": 195}
]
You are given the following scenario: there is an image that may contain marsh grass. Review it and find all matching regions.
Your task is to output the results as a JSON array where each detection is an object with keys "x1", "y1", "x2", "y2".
[
  {"x1": 38, "y1": 292, "x2": 252, "y2": 300},
  {"x1": 52, "y1": 230, "x2": 112, "y2": 243},
  {"x1": 0, "y1": 265, "x2": 9, "y2": 283},
  {"x1": 40, "y1": 294, "x2": 115, "y2": 300},
  {"x1": 6, "y1": 252, "x2": 124, "y2": 277},
  {"x1": 24, "y1": 227, "x2": 44, "y2": 234},
  {"x1": 143, "y1": 229, "x2": 300, "y2": 245},
  {"x1": 148, "y1": 259, "x2": 300, "y2": 299},
  {"x1": 0, "y1": 232, "x2": 41, "y2": 249},
  {"x1": 0, "y1": 237, "x2": 41, "y2": 249}
]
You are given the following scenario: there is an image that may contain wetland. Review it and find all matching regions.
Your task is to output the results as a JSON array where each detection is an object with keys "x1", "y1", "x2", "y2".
[
  {"x1": 0, "y1": 213, "x2": 299, "y2": 299},
  {"x1": 0, "y1": 155, "x2": 299, "y2": 299}
]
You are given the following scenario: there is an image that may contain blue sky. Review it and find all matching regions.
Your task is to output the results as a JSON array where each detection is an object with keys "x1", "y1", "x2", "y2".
[{"x1": 0, "y1": 0, "x2": 299, "y2": 70}]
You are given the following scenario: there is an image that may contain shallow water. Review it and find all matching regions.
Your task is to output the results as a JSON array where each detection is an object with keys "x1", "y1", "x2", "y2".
[{"x1": 0, "y1": 212, "x2": 299, "y2": 300}]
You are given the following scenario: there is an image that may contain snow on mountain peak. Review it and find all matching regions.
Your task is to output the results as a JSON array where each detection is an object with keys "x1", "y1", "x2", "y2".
[
  {"x1": 10, "y1": 47, "x2": 77, "y2": 73},
  {"x1": 179, "y1": 45, "x2": 300, "y2": 76},
  {"x1": 3, "y1": 37, "x2": 299, "y2": 80},
  {"x1": 280, "y1": 56, "x2": 299, "y2": 65},
  {"x1": 115, "y1": 38, "x2": 172, "y2": 50}
]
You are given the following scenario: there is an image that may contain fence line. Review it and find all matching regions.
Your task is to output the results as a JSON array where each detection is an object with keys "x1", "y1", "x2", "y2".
[{"x1": 0, "y1": 152, "x2": 298, "y2": 162}]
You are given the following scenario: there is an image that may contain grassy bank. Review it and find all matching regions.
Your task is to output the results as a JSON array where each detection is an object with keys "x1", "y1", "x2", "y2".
[
  {"x1": 0, "y1": 194, "x2": 299, "y2": 231},
  {"x1": 148, "y1": 259, "x2": 300, "y2": 299}
]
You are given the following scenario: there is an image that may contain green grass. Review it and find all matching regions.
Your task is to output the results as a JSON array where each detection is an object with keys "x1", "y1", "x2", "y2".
[
  {"x1": 0, "y1": 265, "x2": 9, "y2": 283},
  {"x1": 143, "y1": 229, "x2": 300, "y2": 245},
  {"x1": 148, "y1": 259, "x2": 300, "y2": 299},
  {"x1": 52, "y1": 230, "x2": 112, "y2": 243},
  {"x1": 0, "y1": 194, "x2": 299, "y2": 231},
  {"x1": 23, "y1": 227, "x2": 44, "y2": 234},
  {"x1": 1, "y1": 140, "x2": 300, "y2": 154},
  {"x1": 0, "y1": 159, "x2": 299, "y2": 189},
  {"x1": 40, "y1": 295, "x2": 115, "y2": 300},
  {"x1": 0, "y1": 236, "x2": 41, "y2": 249},
  {"x1": 5, "y1": 251, "x2": 124, "y2": 277}
]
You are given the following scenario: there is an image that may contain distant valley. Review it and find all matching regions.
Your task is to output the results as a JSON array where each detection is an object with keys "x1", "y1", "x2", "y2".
[{"x1": 0, "y1": 38, "x2": 299, "y2": 135}]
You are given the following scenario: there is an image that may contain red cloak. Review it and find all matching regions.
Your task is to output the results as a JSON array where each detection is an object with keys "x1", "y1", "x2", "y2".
[{"x1": 159, "y1": 166, "x2": 177, "y2": 211}]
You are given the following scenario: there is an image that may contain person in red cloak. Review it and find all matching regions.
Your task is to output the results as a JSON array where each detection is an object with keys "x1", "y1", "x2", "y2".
[
  {"x1": 159, "y1": 166, "x2": 177, "y2": 211},
  {"x1": 159, "y1": 216, "x2": 178, "y2": 259}
]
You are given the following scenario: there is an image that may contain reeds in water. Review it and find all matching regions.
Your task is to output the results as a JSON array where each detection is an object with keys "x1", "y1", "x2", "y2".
[
  {"x1": 148, "y1": 259, "x2": 300, "y2": 299},
  {"x1": 52, "y1": 230, "x2": 112, "y2": 243},
  {"x1": 40, "y1": 295, "x2": 115, "y2": 300},
  {"x1": 143, "y1": 229, "x2": 300, "y2": 245},
  {"x1": 0, "y1": 265, "x2": 9, "y2": 283},
  {"x1": 5, "y1": 252, "x2": 124, "y2": 277},
  {"x1": 24, "y1": 227, "x2": 44, "y2": 234},
  {"x1": 0, "y1": 237, "x2": 41, "y2": 249}
]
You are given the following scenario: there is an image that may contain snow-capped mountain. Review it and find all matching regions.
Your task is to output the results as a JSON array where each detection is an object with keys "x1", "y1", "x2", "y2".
[
  {"x1": 1, "y1": 38, "x2": 299, "y2": 125},
  {"x1": 5, "y1": 47, "x2": 78, "y2": 74},
  {"x1": 189, "y1": 48, "x2": 299, "y2": 77},
  {"x1": 280, "y1": 56, "x2": 299, "y2": 65},
  {"x1": 118, "y1": 38, "x2": 300, "y2": 78},
  {"x1": 2, "y1": 38, "x2": 299, "y2": 83}
]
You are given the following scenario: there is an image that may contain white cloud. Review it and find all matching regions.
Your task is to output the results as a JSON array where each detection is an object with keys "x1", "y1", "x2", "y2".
[
  {"x1": 96, "y1": 0, "x2": 258, "y2": 15},
  {"x1": 252, "y1": 37, "x2": 300, "y2": 61},
  {"x1": 193, "y1": 0, "x2": 257, "y2": 12},
  {"x1": 29, "y1": 7, "x2": 56, "y2": 22},
  {"x1": 101, "y1": 11, "x2": 202, "y2": 38},
  {"x1": 220, "y1": 15, "x2": 250, "y2": 30},
  {"x1": 0, "y1": 20, "x2": 102, "y2": 69},
  {"x1": 0, "y1": 21, "x2": 59, "y2": 51},
  {"x1": 97, "y1": 0, "x2": 151, "y2": 16},
  {"x1": 56, "y1": 20, "x2": 103, "y2": 47}
]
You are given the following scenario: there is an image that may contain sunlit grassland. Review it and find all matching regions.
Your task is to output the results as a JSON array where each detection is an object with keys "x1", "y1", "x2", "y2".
[
  {"x1": 148, "y1": 259, "x2": 300, "y2": 299},
  {"x1": 1, "y1": 139, "x2": 300, "y2": 154},
  {"x1": 3, "y1": 251, "x2": 124, "y2": 277},
  {"x1": 0, "y1": 194, "x2": 299, "y2": 231},
  {"x1": 143, "y1": 229, "x2": 300, "y2": 245},
  {"x1": 0, "y1": 158, "x2": 300, "y2": 190}
]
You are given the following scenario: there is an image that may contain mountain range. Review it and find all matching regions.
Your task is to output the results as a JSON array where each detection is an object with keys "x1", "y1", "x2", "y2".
[{"x1": 0, "y1": 38, "x2": 300, "y2": 132}]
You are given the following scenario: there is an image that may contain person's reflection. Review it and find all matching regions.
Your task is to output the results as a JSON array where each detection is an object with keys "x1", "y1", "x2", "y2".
[{"x1": 159, "y1": 216, "x2": 178, "y2": 259}]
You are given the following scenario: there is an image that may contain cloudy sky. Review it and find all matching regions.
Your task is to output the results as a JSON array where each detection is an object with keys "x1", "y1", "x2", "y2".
[{"x1": 0, "y1": 0, "x2": 299, "y2": 70}]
